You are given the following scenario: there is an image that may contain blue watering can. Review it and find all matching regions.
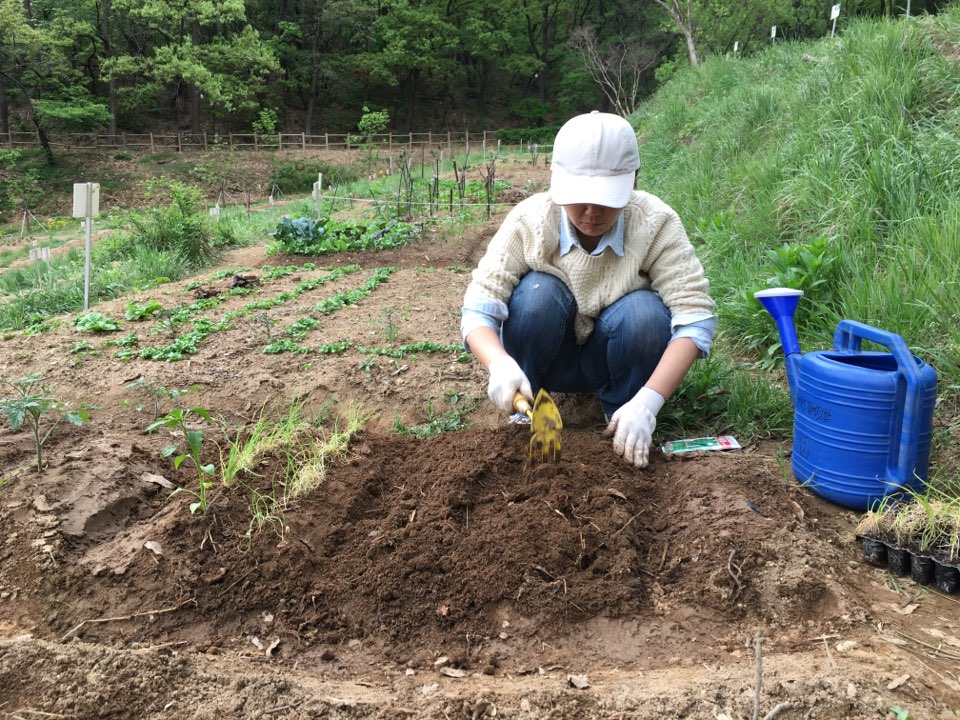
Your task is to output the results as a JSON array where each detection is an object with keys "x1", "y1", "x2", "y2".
[{"x1": 755, "y1": 288, "x2": 938, "y2": 511}]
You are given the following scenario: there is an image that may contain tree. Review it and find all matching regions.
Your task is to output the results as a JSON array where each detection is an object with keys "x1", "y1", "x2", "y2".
[
  {"x1": 104, "y1": 0, "x2": 279, "y2": 134},
  {"x1": 571, "y1": 27, "x2": 659, "y2": 116},
  {"x1": 357, "y1": 0, "x2": 460, "y2": 131},
  {"x1": 0, "y1": 0, "x2": 109, "y2": 158},
  {"x1": 99, "y1": 0, "x2": 119, "y2": 137},
  {"x1": 651, "y1": 0, "x2": 699, "y2": 67}
]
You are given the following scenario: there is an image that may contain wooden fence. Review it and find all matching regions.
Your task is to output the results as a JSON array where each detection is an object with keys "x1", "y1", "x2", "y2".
[{"x1": 0, "y1": 130, "x2": 551, "y2": 155}]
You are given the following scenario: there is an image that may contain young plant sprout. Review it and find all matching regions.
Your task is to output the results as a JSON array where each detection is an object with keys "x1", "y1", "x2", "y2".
[
  {"x1": 0, "y1": 373, "x2": 93, "y2": 472},
  {"x1": 147, "y1": 407, "x2": 218, "y2": 514}
]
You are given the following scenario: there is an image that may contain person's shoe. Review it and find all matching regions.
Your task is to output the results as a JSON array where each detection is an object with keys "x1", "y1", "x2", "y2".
[{"x1": 508, "y1": 411, "x2": 530, "y2": 425}]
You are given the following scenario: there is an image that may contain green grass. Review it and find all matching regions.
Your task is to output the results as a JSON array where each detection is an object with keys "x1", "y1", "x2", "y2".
[{"x1": 631, "y1": 10, "x2": 960, "y2": 462}]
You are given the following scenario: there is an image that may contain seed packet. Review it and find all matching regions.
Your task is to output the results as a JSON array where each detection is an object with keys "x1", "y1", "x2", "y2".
[{"x1": 660, "y1": 435, "x2": 741, "y2": 454}]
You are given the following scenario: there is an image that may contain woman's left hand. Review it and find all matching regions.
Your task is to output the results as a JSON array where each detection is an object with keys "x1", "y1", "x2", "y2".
[{"x1": 604, "y1": 387, "x2": 664, "y2": 467}]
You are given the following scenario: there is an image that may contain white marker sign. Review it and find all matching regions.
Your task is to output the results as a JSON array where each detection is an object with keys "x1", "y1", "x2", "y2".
[
  {"x1": 72, "y1": 182, "x2": 100, "y2": 218},
  {"x1": 73, "y1": 182, "x2": 100, "y2": 311},
  {"x1": 770, "y1": 25, "x2": 777, "y2": 39},
  {"x1": 831, "y1": 3, "x2": 841, "y2": 20}
]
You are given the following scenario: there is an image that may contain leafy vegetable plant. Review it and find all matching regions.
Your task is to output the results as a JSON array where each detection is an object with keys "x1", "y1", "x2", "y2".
[
  {"x1": 268, "y1": 216, "x2": 415, "y2": 255},
  {"x1": 147, "y1": 407, "x2": 218, "y2": 514},
  {"x1": 0, "y1": 373, "x2": 93, "y2": 471},
  {"x1": 75, "y1": 312, "x2": 122, "y2": 333},
  {"x1": 125, "y1": 299, "x2": 163, "y2": 320}
]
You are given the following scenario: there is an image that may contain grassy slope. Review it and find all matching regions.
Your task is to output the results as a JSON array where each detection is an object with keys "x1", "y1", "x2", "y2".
[
  {"x1": 633, "y1": 8, "x2": 960, "y2": 375},
  {"x1": 632, "y1": 7, "x2": 960, "y2": 485}
]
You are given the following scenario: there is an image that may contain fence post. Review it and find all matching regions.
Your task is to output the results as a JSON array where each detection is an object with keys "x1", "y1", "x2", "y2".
[
  {"x1": 278, "y1": 133, "x2": 282, "y2": 151},
  {"x1": 177, "y1": 133, "x2": 183, "y2": 152},
  {"x1": 254, "y1": 133, "x2": 259, "y2": 151},
  {"x1": 301, "y1": 132, "x2": 306, "y2": 150},
  {"x1": 388, "y1": 132, "x2": 392, "y2": 150},
  {"x1": 483, "y1": 130, "x2": 487, "y2": 156},
  {"x1": 409, "y1": 132, "x2": 413, "y2": 150},
  {"x1": 149, "y1": 133, "x2": 155, "y2": 153},
  {"x1": 324, "y1": 133, "x2": 328, "y2": 149},
  {"x1": 203, "y1": 131, "x2": 208, "y2": 151}
]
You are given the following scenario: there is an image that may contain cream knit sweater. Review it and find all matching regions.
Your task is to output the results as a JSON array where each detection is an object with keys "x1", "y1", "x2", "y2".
[{"x1": 463, "y1": 191, "x2": 715, "y2": 345}]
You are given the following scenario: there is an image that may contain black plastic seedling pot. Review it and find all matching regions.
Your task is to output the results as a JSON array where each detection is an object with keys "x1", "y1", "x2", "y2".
[
  {"x1": 859, "y1": 536, "x2": 958, "y2": 593},
  {"x1": 935, "y1": 563, "x2": 960, "y2": 594},
  {"x1": 887, "y1": 547, "x2": 911, "y2": 577},
  {"x1": 910, "y1": 555, "x2": 935, "y2": 585},
  {"x1": 862, "y1": 538, "x2": 887, "y2": 566}
]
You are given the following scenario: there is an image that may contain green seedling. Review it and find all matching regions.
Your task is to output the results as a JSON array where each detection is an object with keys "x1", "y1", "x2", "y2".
[
  {"x1": 249, "y1": 313, "x2": 278, "y2": 342},
  {"x1": 0, "y1": 373, "x2": 93, "y2": 472},
  {"x1": 392, "y1": 394, "x2": 479, "y2": 439},
  {"x1": 380, "y1": 309, "x2": 399, "y2": 342},
  {"x1": 263, "y1": 339, "x2": 312, "y2": 354},
  {"x1": 245, "y1": 482, "x2": 286, "y2": 541},
  {"x1": 153, "y1": 307, "x2": 192, "y2": 337},
  {"x1": 147, "y1": 407, "x2": 217, "y2": 514},
  {"x1": 123, "y1": 377, "x2": 198, "y2": 420},
  {"x1": 889, "y1": 706, "x2": 916, "y2": 720}
]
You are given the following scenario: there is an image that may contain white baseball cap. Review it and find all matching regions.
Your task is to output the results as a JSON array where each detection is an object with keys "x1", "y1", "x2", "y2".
[{"x1": 549, "y1": 111, "x2": 640, "y2": 209}]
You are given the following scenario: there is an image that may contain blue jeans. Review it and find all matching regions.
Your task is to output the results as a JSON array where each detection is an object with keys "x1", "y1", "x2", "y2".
[{"x1": 502, "y1": 271, "x2": 671, "y2": 417}]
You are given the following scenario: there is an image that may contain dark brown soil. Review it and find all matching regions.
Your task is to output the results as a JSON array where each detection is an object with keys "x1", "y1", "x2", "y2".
[{"x1": 0, "y1": 160, "x2": 958, "y2": 719}]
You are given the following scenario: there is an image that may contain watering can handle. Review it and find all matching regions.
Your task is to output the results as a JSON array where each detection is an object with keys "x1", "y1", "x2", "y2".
[{"x1": 833, "y1": 320, "x2": 922, "y2": 492}]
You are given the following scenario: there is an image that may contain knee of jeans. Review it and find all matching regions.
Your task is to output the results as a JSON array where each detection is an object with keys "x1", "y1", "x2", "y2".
[
  {"x1": 510, "y1": 272, "x2": 574, "y2": 314},
  {"x1": 600, "y1": 292, "x2": 671, "y2": 346}
]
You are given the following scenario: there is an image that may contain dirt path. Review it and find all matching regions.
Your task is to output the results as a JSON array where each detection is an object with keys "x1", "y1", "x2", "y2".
[{"x1": 0, "y1": 166, "x2": 957, "y2": 719}]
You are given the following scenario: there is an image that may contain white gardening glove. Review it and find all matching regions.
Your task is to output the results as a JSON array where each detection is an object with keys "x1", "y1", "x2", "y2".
[
  {"x1": 603, "y1": 387, "x2": 665, "y2": 468},
  {"x1": 486, "y1": 355, "x2": 534, "y2": 413}
]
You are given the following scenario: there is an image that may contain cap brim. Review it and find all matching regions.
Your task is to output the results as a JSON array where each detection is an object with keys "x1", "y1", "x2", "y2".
[{"x1": 549, "y1": 166, "x2": 634, "y2": 208}]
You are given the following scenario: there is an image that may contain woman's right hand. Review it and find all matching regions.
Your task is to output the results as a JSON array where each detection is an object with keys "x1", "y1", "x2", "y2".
[{"x1": 486, "y1": 355, "x2": 533, "y2": 413}]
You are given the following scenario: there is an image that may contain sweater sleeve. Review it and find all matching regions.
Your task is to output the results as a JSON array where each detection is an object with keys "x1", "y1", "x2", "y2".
[
  {"x1": 637, "y1": 203, "x2": 715, "y2": 321},
  {"x1": 462, "y1": 196, "x2": 544, "y2": 315}
]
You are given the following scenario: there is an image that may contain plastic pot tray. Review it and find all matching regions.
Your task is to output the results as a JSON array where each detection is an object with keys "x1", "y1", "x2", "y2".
[{"x1": 857, "y1": 536, "x2": 959, "y2": 594}]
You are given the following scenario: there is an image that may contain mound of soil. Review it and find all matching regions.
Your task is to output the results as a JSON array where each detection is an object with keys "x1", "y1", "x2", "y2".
[{"x1": 0, "y1": 161, "x2": 958, "y2": 718}]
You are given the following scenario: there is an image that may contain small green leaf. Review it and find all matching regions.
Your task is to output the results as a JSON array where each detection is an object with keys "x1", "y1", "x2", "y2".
[
  {"x1": 200, "y1": 463, "x2": 215, "y2": 476},
  {"x1": 64, "y1": 411, "x2": 86, "y2": 426},
  {"x1": 186, "y1": 429, "x2": 204, "y2": 456},
  {"x1": 189, "y1": 501, "x2": 202, "y2": 514},
  {"x1": 190, "y1": 407, "x2": 213, "y2": 422},
  {"x1": 160, "y1": 444, "x2": 178, "y2": 458}
]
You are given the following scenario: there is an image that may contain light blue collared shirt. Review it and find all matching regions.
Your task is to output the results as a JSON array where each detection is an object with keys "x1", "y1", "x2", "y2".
[{"x1": 462, "y1": 208, "x2": 717, "y2": 354}]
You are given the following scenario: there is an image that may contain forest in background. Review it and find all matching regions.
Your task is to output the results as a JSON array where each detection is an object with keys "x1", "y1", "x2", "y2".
[{"x1": 0, "y1": 0, "x2": 952, "y2": 147}]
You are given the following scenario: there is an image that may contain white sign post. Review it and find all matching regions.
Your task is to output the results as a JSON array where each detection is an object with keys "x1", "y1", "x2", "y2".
[
  {"x1": 733, "y1": 40, "x2": 739, "y2": 54},
  {"x1": 72, "y1": 182, "x2": 100, "y2": 311},
  {"x1": 770, "y1": 25, "x2": 777, "y2": 42},
  {"x1": 831, "y1": 4, "x2": 841, "y2": 36},
  {"x1": 312, "y1": 173, "x2": 323, "y2": 220}
]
